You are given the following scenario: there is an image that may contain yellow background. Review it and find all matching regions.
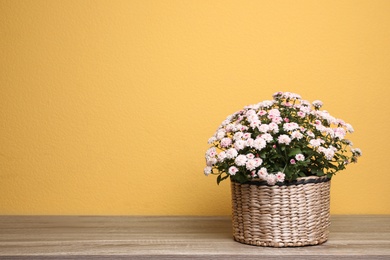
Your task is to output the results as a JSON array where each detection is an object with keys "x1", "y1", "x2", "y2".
[{"x1": 1, "y1": 0, "x2": 389, "y2": 215}]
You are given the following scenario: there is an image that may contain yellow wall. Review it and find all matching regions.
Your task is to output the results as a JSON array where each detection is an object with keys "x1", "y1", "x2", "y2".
[{"x1": 1, "y1": 0, "x2": 389, "y2": 215}]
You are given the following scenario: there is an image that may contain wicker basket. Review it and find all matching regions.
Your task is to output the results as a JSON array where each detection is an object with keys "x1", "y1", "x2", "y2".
[{"x1": 231, "y1": 176, "x2": 331, "y2": 247}]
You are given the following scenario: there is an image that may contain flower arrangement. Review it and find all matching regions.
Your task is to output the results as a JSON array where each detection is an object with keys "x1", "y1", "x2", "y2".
[{"x1": 204, "y1": 91, "x2": 362, "y2": 185}]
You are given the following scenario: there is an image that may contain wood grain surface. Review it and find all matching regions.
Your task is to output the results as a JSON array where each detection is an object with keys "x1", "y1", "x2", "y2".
[{"x1": 0, "y1": 215, "x2": 389, "y2": 259}]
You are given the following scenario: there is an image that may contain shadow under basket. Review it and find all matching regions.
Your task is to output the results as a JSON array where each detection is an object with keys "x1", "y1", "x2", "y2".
[{"x1": 231, "y1": 176, "x2": 331, "y2": 247}]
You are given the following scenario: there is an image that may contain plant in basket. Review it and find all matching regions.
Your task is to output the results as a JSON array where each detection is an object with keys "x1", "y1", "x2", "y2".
[
  {"x1": 204, "y1": 91, "x2": 361, "y2": 185},
  {"x1": 204, "y1": 91, "x2": 362, "y2": 247}
]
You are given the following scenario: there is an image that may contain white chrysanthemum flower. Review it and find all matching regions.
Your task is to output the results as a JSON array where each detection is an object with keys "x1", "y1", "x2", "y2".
[
  {"x1": 300, "y1": 99, "x2": 311, "y2": 106},
  {"x1": 324, "y1": 128, "x2": 335, "y2": 138},
  {"x1": 290, "y1": 93, "x2": 302, "y2": 99},
  {"x1": 221, "y1": 119, "x2": 231, "y2": 126},
  {"x1": 257, "y1": 167, "x2": 268, "y2": 180},
  {"x1": 312, "y1": 100, "x2": 323, "y2": 108},
  {"x1": 300, "y1": 105, "x2": 311, "y2": 114},
  {"x1": 315, "y1": 123, "x2": 326, "y2": 131},
  {"x1": 217, "y1": 151, "x2": 227, "y2": 162},
  {"x1": 226, "y1": 148, "x2": 238, "y2": 159},
  {"x1": 250, "y1": 120, "x2": 261, "y2": 129},
  {"x1": 253, "y1": 137, "x2": 267, "y2": 150},
  {"x1": 204, "y1": 166, "x2": 212, "y2": 176},
  {"x1": 220, "y1": 137, "x2": 232, "y2": 148},
  {"x1": 245, "y1": 109, "x2": 257, "y2": 116},
  {"x1": 276, "y1": 172, "x2": 285, "y2": 182},
  {"x1": 277, "y1": 134, "x2": 291, "y2": 145},
  {"x1": 309, "y1": 139, "x2": 322, "y2": 147},
  {"x1": 297, "y1": 111, "x2": 306, "y2": 118},
  {"x1": 206, "y1": 157, "x2": 217, "y2": 166},
  {"x1": 283, "y1": 122, "x2": 299, "y2": 131},
  {"x1": 247, "y1": 114, "x2": 259, "y2": 123},
  {"x1": 216, "y1": 130, "x2": 226, "y2": 140},
  {"x1": 272, "y1": 116, "x2": 283, "y2": 124},
  {"x1": 242, "y1": 132, "x2": 251, "y2": 139},
  {"x1": 268, "y1": 108, "x2": 281, "y2": 117},
  {"x1": 205, "y1": 147, "x2": 217, "y2": 158},
  {"x1": 317, "y1": 110, "x2": 336, "y2": 125},
  {"x1": 260, "y1": 100, "x2": 274, "y2": 108},
  {"x1": 295, "y1": 154, "x2": 305, "y2": 161},
  {"x1": 246, "y1": 159, "x2": 258, "y2": 171},
  {"x1": 344, "y1": 139, "x2": 353, "y2": 146},
  {"x1": 268, "y1": 122, "x2": 280, "y2": 133},
  {"x1": 234, "y1": 155, "x2": 247, "y2": 166},
  {"x1": 251, "y1": 103, "x2": 260, "y2": 110},
  {"x1": 306, "y1": 130, "x2": 315, "y2": 138},
  {"x1": 334, "y1": 127, "x2": 346, "y2": 139},
  {"x1": 228, "y1": 166, "x2": 239, "y2": 175},
  {"x1": 272, "y1": 91, "x2": 283, "y2": 100},
  {"x1": 235, "y1": 123, "x2": 243, "y2": 131},
  {"x1": 283, "y1": 92, "x2": 293, "y2": 99},
  {"x1": 226, "y1": 114, "x2": 234, "y2": 121},
  {"x1": 225, "y1": 123, "x2": 235, "y2": 132},
  {"x1": 266, "y1": 174, "x2": 277, "y2": 185},
  {"x1": 261, "y1": 133, "x2": 273, "y2": 142},
  {"x1": 352, "y1": 148, "x2": 362, "y2": 156},
  {"x1": 253, "y1": 158, "x2": 263, "y2": 167},
  {"x1": 208, "y1": 136, "x2": 217, "y2": 144},
  {"x1": 320, "y1": 147, "x2": 335, "y2": 160},
  {"x1": 246, "y1": 153, "x2": 255, "y2": 159},
  {"x1": 279, "y1": 92, "x2": 301, "y2": 100},
  {"x1": 291, "y1": 130, "x2": 303, "y2": 140},
  {"x1": 258, "y1": 124, "x2": 269, "y2": 133},
  {"x1": 233, "y1": 131, "x2": 243, "y2": 141},
  {"x1": 234, "y1": 139, "x2": 246, "y2": 151},
  {"x1": 336, "y1": 119, "x2": 346, "y2": 126},
  {"x1": 240, "y1": 125, "x2": 249, "y2": 131},
  {"x1": 346, "y1": 123, "x2": 354, "y2": 133},
  {"x1": 246, "y1": 138, "x2": 255, "y2": 148},
  {"x1": 258, "y1": 110, "x2": 267, "y2": 116}
]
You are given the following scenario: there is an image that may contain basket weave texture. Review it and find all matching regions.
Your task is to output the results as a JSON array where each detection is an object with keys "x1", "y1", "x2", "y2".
[{"x1": 231, "y1": 176, "x2": 330, "y2": 247}]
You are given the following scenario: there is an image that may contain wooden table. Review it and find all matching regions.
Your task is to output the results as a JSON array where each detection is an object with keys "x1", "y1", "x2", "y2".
[{"x1": 0, "y1": 215, "x2": 389, "y2": 259}]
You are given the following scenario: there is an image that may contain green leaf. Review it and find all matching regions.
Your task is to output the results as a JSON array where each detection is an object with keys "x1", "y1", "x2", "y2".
[
  {"x1": 234, "y1": 174, "x2": 248, "y2": 184},
  {"x1": 298, "y1": 172, "x2": 307, "y2": 177},
  {"x1": 220, "y1": 174, "x2": 229, "y2": 182},
  {"x1": 217, "y1": 174, "x2": 230, "y2": 185},
  {"x1": 217, "y1": 175, "x2": 222, "y2": 185},
  {"x1": 288, "y1": 148, "x2": 302, "y2": 156}
]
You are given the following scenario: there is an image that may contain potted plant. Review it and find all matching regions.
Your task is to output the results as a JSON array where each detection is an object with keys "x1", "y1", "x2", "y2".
[{"x1": 204, "y1": 91, "x2": 362, "y2": 247}]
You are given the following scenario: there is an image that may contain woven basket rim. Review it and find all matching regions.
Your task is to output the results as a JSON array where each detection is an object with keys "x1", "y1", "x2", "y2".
[{"x1": 231, "y1": 175, "x2": 330, "y2": 187}]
